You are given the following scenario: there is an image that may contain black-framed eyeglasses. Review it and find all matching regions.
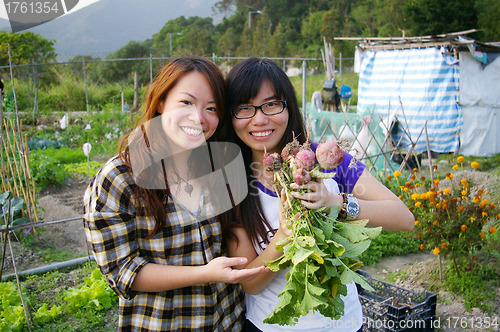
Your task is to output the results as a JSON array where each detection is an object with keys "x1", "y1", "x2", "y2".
[{"x1": 232, "y1": 100, "x2": 287, "y2": 119}]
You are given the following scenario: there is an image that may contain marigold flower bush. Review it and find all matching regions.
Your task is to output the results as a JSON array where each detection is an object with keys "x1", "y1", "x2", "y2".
[{"x1": 384, "y1": 157, "x2": 500, "y2": 275}]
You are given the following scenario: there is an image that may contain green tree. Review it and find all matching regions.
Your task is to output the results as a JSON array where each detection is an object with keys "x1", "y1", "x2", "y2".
[
  {"x1": 403, "y1": 0, "x2": 477, "y2": 36},
  {"x1": 96, "y1": 40, "x2": 153, "y2": 84},
  {"x1": 0, "y1": 31, "x2": 56, "y2": 66},
  {"x1": 475, "y1": 0, "x2": 500, "y2": 42},
  {"x1": 268, "y1": 22, "x2": 293, "y2": 57},
  {"x1": 153, "y1": 16, "x2": 215, "y2": 57},
  {"x1": 251, "y1": 10, "x2": 272, "y2": 56}
]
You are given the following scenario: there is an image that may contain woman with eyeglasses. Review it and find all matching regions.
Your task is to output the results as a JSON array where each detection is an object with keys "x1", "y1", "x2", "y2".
[{"x1": 223, "y1": 57, "x2": 415, "y2": 332}]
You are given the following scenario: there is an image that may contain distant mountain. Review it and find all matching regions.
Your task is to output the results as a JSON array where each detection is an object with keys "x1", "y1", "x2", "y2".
[{"x1": 1, "y1": 0, "x2": 221, "y2": 58}]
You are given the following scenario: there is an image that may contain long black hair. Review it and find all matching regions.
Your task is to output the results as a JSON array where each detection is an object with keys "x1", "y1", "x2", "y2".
[{"x1": 224, "y1": 58, "x2": 307, "y2": 248}]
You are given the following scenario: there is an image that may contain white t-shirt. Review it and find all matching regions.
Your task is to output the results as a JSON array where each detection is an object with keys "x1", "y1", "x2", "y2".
[{"x1": 246, "y1": 178, "x2": 363, "y2": 332}]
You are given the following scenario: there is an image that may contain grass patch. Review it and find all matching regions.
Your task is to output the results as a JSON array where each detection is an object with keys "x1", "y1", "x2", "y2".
[{"x1": 359, "y1": 230, "x2": 420, "y2": 266}]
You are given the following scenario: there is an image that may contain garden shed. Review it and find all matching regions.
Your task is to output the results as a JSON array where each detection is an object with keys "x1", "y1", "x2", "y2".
[{"x1": 352, "y1": 31, "x2": 500, "y2": 157}]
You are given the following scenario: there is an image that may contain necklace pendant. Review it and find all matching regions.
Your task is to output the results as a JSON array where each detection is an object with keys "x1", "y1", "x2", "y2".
[{"x1": 184, "y1": 183, "x2": 194, "y2": 197}]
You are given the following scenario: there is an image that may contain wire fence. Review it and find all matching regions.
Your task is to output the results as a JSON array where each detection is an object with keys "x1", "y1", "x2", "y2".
[{"x1": 0, "y1": 54, "x2": 355, "y2": 118}]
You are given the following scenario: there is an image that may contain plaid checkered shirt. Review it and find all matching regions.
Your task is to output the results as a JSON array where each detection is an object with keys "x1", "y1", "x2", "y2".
[{"x1": 83, "y1": 156, "x2": 245, "y2": 331}]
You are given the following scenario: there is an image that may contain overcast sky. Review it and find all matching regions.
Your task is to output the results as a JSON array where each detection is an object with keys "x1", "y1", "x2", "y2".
[{"x1": 0, "y1": 0, "x2": 100, "y2": 20}]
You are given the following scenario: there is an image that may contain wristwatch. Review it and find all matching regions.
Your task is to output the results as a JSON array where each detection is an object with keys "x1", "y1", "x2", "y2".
[{"x1": 339, "y1": 193, "x2": 360, "y2": 220}]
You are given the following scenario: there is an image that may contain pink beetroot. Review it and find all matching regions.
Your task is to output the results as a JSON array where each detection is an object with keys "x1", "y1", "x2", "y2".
[
  {"x1": 295, "y1": 149, "x2": 316, "y2": 171},
  {"x1": 293, "y1": 168, "x2": 311, "y2": 185},
  {"x1": 281, "y1": 138, "x2": 300, "y2": 162},
  {"x1": 315, "y1": 140, "x2": 344, "y2": 169},
  {"x1": 263, "y1": 152, "x2": 282, "y2": 172}
]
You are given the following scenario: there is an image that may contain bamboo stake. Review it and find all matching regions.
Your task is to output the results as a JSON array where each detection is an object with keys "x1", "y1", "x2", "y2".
[
  {"x1": 4, "y1": 125, "x2": 29, "y2": 216},
  {"x1": 23, "y1": 135, "x2": 37, "y2": 222},
  {"x1": 0, "y1": 201, "x2": 11, "y2": 282},
  {"x1": 2, "y1": 138, "x2": 20, "y2": 197},
  {"x1": 8, "y1": 232, "x2": 32, "y2": 331}
]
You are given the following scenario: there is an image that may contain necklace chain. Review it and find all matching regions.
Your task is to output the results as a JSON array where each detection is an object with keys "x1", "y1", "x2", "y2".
[{"x1": 171, "y1": 172, "x2": 194, "y2": 197}]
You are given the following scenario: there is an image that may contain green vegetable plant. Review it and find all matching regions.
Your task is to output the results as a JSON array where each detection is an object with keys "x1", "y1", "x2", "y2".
[
  {"x1": 262, "y1": 138, "x2": 381, "y2": 326},
  {"x1": 63, "y1": 267, "x2": 118, "y2": 311},
  {"x1": 0, "y1": 191, "x2": 30, "y2": 229}
]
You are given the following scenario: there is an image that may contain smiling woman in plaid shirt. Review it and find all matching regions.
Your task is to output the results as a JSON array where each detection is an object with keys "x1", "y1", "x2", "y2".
[{"x1": 83, "y1": 56, "x2": 266, "y2": 332}]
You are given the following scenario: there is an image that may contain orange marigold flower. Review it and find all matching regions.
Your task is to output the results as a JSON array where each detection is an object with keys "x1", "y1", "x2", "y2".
[
  {"x1": 470, "y1": 217, "x2": 476, "y2": 222},
  {"x1": 415, "y1": 202, "x2": 422, "y2": 208},
  {"x1": 481, "y1": 199, "x2": 489, "y2": 205},
  {"x1": 477, "y1": 189, "x2": 483, "y2": 195},
  {"x1": 417, "y1": 233, "x2": 422, "y2": 238},
  {"x1": 420, "y1": 176, "x2": 426, "y2": 181},
  {"x1": 482, "y1": 212, "x2": 488, "y2": 217},
  {"x1": 420, "y1": 244, "x2": 425, "y2": 250},
  {"x1": 461, "y1": 190, "x2": 468, "y2": 196},
  {"x1": 386, "y1": 175, "x2": 392, "y2": 181},
  {"x1": 403, "y1": 187, "x2": 409, "y2": 192},
  {"x1": 411, "y1": 193, "x2": 420, "y2": 200},
  {"x1": 461, "y1": 224, "x2": 468, "y2": 231},
  {"x1": 398, "y1": 195, "x2": 403, "y2": 200},
  {"x1": 442, "y1": 203, "x2": 448, "y2": 209},
  {"x1": 497, "y1": 214, "x2": 500, "y2": 219},
  {"x1": 461, "y1": 179, "x2": 468, "y2": 185},
  {"x1": 433, "y1": 220, "x2": 439, "y2": 226},
  {"x1": 441, "y1": 243, "x2": 447, "y2": 249},
  {"x1": 452, "y1": 164, "x2": 459, "y2": 171},
  {"x1": 490, "y1": 227, "x2": 497, "y2": 234},
  {"x1": 438, "y1": 190, "x2": 443, "y2": 195},
  {"x1": 457, "y1": 156, "x2": 465, "y2": 163},
  {"x1": 444, "y1": 188, "x2": 451, "y2": 195},
  {"x1": 432, "y1": 165, "x2": 438, "y2": 170},
  {"x1": 427, "y1": 227, "x2": 431, "y2": 232},
  {"x1": 430, "y1": 187, "x2": 436, "y2": 192},
  {"x1": 393, "y1": 171, "x2": 402, "y2": 178},
  {"x1": 472, "y1": 256, "x2": 477, "y2": 261},
  {"x1": 405, "y1": 181, "x2": 411, "y2": 187},
  {"x1": 473, "y1": 196, "x2": 481, "y2": 204},
  {"x1": 450, "y1": 174, "x2": 454, "y2": 179},
  {"x1": 458, "y1": 205, "x2": 464, "y2": 212},
  {"x1": 410, "y1": 174, "x2": 416, "y2": 180},
  {"x1": 412, "y1": 168, "x2": 418, "y2": 173},
  {"x1": 462, "y1": 196, "x2": 466, "y2": 200},
  {"x1": 485, "y1": 190, "x2": 489, "y2": 194},
  {"x1": 471, "y1": 161, "x2": 479, "y2": 169},
  {"x1": 434, "y1": 179, "x2": 440, "y2": 186},
  {"x1": 489, "y1": 203, "x2": 496, "y2": 209},
  {"x1": 414, "y1": 220, "x2": 419, "y2": 226},
  {"x1": 480, "y1": 231, "x2": 485, "y2": 238},
  {"x1": 451, "y1": 197, "x2": 457, "y2": 202},
  {"x1": 432, "y1": 248, "x2": 440, "y2": 255}
]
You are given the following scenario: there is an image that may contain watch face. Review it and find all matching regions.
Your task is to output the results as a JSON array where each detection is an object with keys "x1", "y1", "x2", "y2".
[{"x1": 347, "y1": 201, "x2": 360, "y2": 216}]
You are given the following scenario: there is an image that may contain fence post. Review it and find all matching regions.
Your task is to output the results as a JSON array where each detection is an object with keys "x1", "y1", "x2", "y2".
[
  {"x1": 83, "y1": 57, "x2": 89, "y2": 114},
  {"x1": 150, "y1": 53, "x2": 153, "y2": 83},
  {"x1": 339, "y1": 52, "x2": 342, "y2": 81},
  {"x1": 32, "y1": 59, "x2": 37, "y2": 123},
  {"x1": 7, "y1": 44, "x2": 19, "y2": 126},
  {"x1": 302, "y1": 60, "x2": 307, "y2": 124}
]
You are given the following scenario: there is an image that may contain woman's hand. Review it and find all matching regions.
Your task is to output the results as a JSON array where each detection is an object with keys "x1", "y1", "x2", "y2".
[
  {"x1": 289, "y1": 178, "x2": 342, "y2": 210},
  {"x1": 203, "y1": 256, "x2": 268, "y2": 284}
]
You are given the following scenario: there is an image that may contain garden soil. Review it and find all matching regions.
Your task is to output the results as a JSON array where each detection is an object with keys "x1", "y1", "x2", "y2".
[{"x1": 2, "y1": 174, "x2": 500, "y2": 331}]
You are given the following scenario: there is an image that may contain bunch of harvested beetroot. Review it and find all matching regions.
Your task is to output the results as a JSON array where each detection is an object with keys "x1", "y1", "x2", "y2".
[{"x1": 263, "y1": 138, "x2": 381, "y2": 326}]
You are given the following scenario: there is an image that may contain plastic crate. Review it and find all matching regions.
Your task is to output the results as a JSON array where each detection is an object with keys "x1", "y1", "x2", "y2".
[{"x1": 356, "y1": 270, "x2": 437, "y2": 332}]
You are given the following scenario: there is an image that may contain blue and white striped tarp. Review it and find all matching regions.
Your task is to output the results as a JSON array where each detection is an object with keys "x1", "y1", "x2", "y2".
[{"x1": 357, "y1": 47, "x2": 462, "y2": 153}]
